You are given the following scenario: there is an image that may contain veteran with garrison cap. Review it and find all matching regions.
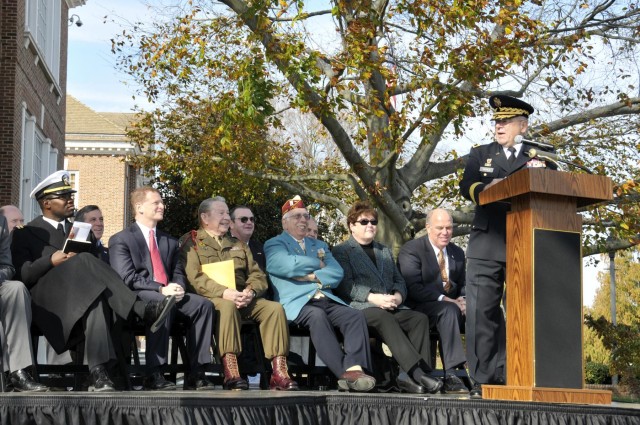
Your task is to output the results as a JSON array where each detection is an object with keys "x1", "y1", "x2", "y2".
[
  {"x1": 11, "y1": 171, "x2": 175, "y2": 392},
  {"x1": 459, "y1": 95, "x2": 556, "y2": 398},
  {"x1": 264, "y1": 196, "x2": 376, "y2": 392}
]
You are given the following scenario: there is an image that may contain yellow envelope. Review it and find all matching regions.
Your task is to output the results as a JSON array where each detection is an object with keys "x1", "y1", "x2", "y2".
[{"x1": 202, "y1": 260, "x2": 236, "y2": 290}]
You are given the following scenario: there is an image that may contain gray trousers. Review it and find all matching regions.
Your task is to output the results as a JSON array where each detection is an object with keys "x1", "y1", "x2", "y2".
[{"x1": 0, "y1": 280, "x2": 35, "y2": 372}]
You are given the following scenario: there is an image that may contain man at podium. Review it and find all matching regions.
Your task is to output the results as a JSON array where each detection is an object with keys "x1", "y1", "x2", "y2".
[{"x1": 459, "y1": 95, "x2": 555, "y2": 398}]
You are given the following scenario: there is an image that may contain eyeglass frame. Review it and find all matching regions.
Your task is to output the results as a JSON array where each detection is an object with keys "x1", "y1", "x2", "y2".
[
  {"x1": 354, "y1": 219, "x2": 378, "y2": 226},
  {"x1": 235, "y1": 216, "x2": 255, "y2": 223},
  {"x1": 286, "y1": 212, "x2": 311, "y2": 221}
]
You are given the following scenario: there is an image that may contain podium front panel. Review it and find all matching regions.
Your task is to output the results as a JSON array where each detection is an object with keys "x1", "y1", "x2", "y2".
[{"x1": 533, "y1": 229, "x2": 583, "y2": 389}]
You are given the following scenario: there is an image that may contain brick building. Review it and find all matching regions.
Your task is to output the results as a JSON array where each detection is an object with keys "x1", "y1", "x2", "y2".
[
  {"x1": 65, "y1": 95, "x2": 143, "y2": 243},
  {"x1": 0, "y1": 0, "x2": 85, "y2": 220}
]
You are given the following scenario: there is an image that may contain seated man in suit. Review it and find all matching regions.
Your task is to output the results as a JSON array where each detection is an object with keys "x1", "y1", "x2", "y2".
[
  {"x1": 0, "y1": 214, "x2": 47, "y2": 392},
  {"x1": 397, "y1": 208, "x2": 468, "y2": 393},
  {"x1": 11, "y1": 171, "x2": 175, "y2": 392},
  {"x1": 109, "y1": 186, "x2": 215, "y2": 391},
  {"x1": 75, "y1": 205, "x2": 109, "y2": 263},
  {"x1": 229, "y1": 205, "x2": 266, "y2": 272},
  {"x1": 264, "y1": 196, "x2": 376, "y2": 392},
  {"x1": 181, "y1": 197, "x2": 298, "y2": 391}
]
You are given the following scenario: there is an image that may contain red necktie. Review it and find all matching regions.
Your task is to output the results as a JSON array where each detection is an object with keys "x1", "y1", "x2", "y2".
[{"x1": 149, "y1": 229, "x2": 168, "y2": 285}]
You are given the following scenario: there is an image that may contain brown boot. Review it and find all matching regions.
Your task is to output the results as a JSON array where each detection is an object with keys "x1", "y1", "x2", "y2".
[
  {"x1": 222, "y1": 353, "x2": 248, "y2": 390},
  {"x1": 269, "y1": 355, "x2": 299, "y2": 391}
]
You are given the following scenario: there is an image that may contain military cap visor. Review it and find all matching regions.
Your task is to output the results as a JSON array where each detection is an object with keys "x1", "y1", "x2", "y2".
[
  {"x1": 30, "y1": 170, "x2": 76, "y2": 200},
  {"x1": 489, "y1": 95, "x2": 534, "y2": 120}
]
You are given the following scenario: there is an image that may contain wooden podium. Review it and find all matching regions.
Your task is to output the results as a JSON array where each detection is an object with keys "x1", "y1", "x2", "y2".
[{"x1": 479, "y1": 168, "x2": 613, "y2": 404}]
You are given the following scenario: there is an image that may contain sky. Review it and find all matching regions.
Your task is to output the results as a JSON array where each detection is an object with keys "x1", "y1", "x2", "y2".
[{"x1": 66, "y1": 0, "x2": 608, "y2": 307}]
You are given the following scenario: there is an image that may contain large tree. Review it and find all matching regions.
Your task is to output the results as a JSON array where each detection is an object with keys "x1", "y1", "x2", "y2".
[
  {"x1": 584, "y1": 248, "x2": 640, "y2": 364},
  {"x1": 114, "y1": 0, "x2": 640, "y2": 251}
]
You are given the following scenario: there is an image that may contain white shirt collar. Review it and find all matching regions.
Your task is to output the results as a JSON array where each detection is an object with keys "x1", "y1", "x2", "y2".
[{"x1": 42, "y1": 216, "x2": 66, "y2": 230}]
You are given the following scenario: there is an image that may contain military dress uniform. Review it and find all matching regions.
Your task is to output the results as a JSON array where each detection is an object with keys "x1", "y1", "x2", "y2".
[
  {"x1": 181, "y1": 229, "x2": 289, "y2": 359},
  {"x1": 180, "y1": 228, "x2": 298, "y2": 390},
  {"x1": 459, "y1": 95, "x2": 555, "y2": 388}
]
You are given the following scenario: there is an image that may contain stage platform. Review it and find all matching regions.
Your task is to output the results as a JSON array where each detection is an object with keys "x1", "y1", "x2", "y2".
[{"x1": 1, "y1": 390, "x2": 638, "y2": 425}]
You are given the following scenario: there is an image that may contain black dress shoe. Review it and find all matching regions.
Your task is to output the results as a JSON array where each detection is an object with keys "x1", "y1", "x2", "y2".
[
  {"x1": 491, "y1": 375, "x2": 506, "y2": 385},
  {"x1": 396, "y1": 376, "x2": 426, "y2": 394},
  {"x1": 469, "y1": 382, "x2": 483, "y2": 399},
  {"x1": 223, "y1": 376, "x2": 249, "y2": 391},
  {"x1": 185, "y1": 371, "x2": 215, "y2": 391},
  {"x1": 413, "y1": 369, "x2": 443, "y2": 394},
  {"x1": 9, "y1": 369, "x2": 48, "y2": 392},
  {"x1": 88, "y1": 365, "x2": 116, "y2": 392},
  {"x1": 144, "y1": 295, "x2": 176, "y2": 333},
  {"x1": 144, "y1": 372, "x2": 178, "y2": 390},
  {"x1": 443, "y1": 375, "x2": 468, "y2": 394}
]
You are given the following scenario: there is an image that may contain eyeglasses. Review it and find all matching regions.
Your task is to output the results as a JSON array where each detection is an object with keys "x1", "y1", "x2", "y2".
[
  {"x1": 355, "y1": 219, "x2": 378, "y2": 226},
  {"x1": 47, "y1": 194, "x2": 74, "y2": 201},
  {"x1": 287, "y1": 213, "x2": 310, "y2": 221},
  {"x1": 236, "y1": 216, "x2": 255, "y2": 223}
]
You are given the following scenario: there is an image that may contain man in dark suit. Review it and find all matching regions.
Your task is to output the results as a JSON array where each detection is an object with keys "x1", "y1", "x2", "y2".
[
  {"x1": 75, "y1": 205, "x2": 109, "y2": 263},
  {"x1": 398, "y1": 208, "x2": 468, "y2": 394},
  {"x1": 11, "y1": 171, "x2": 175, "y2": 392},
  {"x1": 109, "y1": 186, "x2": 215, "y2": 391},
  {"x1": 229, "y1": 205, "x2": 266, "y2": 271},
  {"x1": 0, "y1": 214, "x2": 47, "y2": 392},
  {"x1": 459, "y1": 95, "x2": 556, "y2": 398}
]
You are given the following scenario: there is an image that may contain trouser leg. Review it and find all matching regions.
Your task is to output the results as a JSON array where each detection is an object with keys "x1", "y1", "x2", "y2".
[
  {"x1": 244, "y1": 298, "x2": 289, "y2": 359},
  {"x1": 465, "y1": 258, "x2": 505, "y2": 384},
  {"x1": 83, "y1": 296, "x2": 116, "y2": 369},
  {"x1": 362, "y1": 308, "x2": 426, "y2": 372},
  {"x1": 294, "y1": 299, "x2": 346, "y2": 377},
  {"x1": 212, "y1": 298, "x2": 242, "y2": 356},
  {"x1": 0, "y1": 281, "x2": 34, "y2": 372}
]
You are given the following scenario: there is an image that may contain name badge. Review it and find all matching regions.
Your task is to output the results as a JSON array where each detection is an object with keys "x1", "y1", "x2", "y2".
[{"x1": 479, "y1": 166, "x2": 494, "y2": 173}]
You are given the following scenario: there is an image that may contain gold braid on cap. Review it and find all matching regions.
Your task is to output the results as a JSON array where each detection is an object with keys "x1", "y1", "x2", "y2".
[{"x1": 493, "y1": 107, "x2": 529, "y2": 120}]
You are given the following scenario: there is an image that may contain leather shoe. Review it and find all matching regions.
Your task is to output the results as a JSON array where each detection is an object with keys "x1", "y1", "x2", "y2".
[
  {"x1": 9, "y1": 369, "x2": 48, "y2": 392},
  {"x1": 185, "y1": 371, "x2": 215, "y2": 391},
  {"x1": 88, "y1": 365, "x2": 116, "y2": 392},
  {"x1": 144, "y1": 372, "x2": 179, "y2": 390},
  {"x1": 337, "y1": 370, "x2": 376, "y2": 392},
  {"x1": 443, "y1": 374, "x2": 468, "y2": 394},
  {"x1": 491, "y1": 375, "x2": 506, "y2": 385},
  {"x1": 396, "y1": 376, "x2": 426, "y2": 394},
  {"x1": 413, "y1": 369, "x2": 443, "y2": 394},
  {"x1": 223, "y1": 376, "x2": 249, "y2": 390},
  {"x1": 469, "y1": 382, "x2": 483, "y2": 399},
  {"x1": 144, "y1": 295, "x2": 176, "y2": 333}
]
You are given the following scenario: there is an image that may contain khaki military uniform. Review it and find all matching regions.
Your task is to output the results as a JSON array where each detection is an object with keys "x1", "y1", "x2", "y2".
[{"x1": 180, "y1": 229, "x2": 289, "y2": 358}]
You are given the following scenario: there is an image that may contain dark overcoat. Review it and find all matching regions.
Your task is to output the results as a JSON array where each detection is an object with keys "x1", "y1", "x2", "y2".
[{"x1": 11, "y1": 216, "x2": 133, "y2": 353}]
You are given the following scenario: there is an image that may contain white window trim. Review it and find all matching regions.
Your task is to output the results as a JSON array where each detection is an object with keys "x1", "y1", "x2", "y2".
[{"x1": 23, "y1": 0, "x2": 62, "y2": 102}]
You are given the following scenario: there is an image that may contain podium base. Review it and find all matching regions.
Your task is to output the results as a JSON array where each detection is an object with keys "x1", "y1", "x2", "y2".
[{"x1": 483, "y1": 385, "x2": 612, "y2": 404}]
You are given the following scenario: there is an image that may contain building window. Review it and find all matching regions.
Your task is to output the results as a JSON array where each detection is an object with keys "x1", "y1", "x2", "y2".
[
  {"x1": 24, "y1": 0, "x2": 61, "y2": 83},
  {"x1": 21, "y1": 109, "x2": 58, "y2": 220},
  {"x1": 68, "y1": 171, "x2": 80, "y2": 208}
]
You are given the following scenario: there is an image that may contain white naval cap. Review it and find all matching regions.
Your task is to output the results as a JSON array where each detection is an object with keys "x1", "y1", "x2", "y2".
[{"x1": 30, "y1": 170, "x2": 76, "y2": 200}]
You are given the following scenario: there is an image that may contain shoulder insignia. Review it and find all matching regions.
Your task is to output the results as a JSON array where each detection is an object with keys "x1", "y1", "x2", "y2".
[{"x1": 472, "y1": 143, "x2": 480, "y2": 148}]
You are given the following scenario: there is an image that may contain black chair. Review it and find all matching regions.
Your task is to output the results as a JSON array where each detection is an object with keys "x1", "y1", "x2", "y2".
[
  {"x1": 30, "y1": 329, "x2": 88, "y2": 391},
  {"x1": 120, "y1": 317, "x2": 192, "y2": 390},
  {"x1": 286, "y1": 323, "x2": 337, "y2": 390}
]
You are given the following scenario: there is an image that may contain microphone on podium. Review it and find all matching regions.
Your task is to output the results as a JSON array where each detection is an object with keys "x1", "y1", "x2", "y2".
[
  {"x1": 525, "y1": 148, "x2": 594, "y2": 174},
  {"x1": 514, "y1": 135, "x2": 555, "y2": 151}
]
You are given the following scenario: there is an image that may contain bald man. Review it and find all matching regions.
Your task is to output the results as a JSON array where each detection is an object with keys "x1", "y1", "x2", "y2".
[{"x1": 0, "y1": 205, "x2": 25, "y2": 233}]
